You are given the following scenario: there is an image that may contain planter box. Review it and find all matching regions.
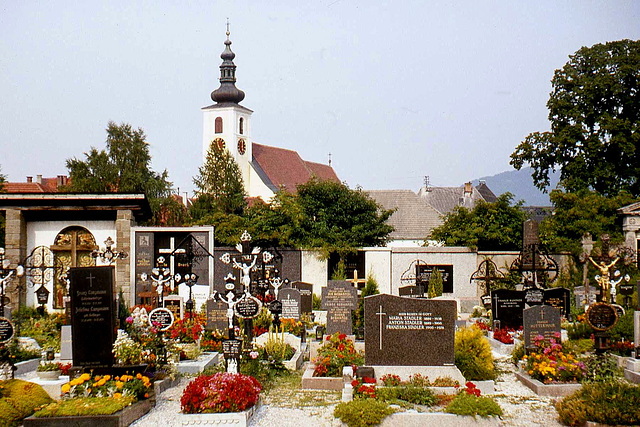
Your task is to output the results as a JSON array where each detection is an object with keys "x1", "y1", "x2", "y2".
[
  {"x1": 177, "y1": 400, "x2": 260, "y2": 427},
  {"x1": 153, "y1": 375, "x2": 181, "y2": 396},
  {"x1": 283, "y1": 342, "x2": 307, "y2": 371},
  {"x1": 487, "y1": 334, "x2": 516, "y2": 355},
  {"x1": 301, "y1": 365, "x2": 344, "y2": 390},
  {"x1": 23, "y1": 398, "x2": 153, "y2": 427},
  {"x1": 380, "y1": 412, "x2": 499, "y2": 427},
  {"x1": 515, "y1": 370, "x2": 581, "y2": 397},
  {"x1": 177, "y1": 352, "x2": 219, "y2": 375},
  {"x1": 14, "y1": 358, "x2": 40, "y2": 376}
]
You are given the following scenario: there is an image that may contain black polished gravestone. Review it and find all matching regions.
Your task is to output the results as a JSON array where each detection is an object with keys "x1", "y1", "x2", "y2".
[
  {"x1": 280, "y1": 288, "x2": 301, "y2": 320},
  {"x1": 543, "y1": 288, "x2": 571, "y2": 318},
  {"x1": 322, "y1": 282, "x2": 358, "y2": 335},
  {"x1": 491, "y1": 289, "x2": 526, "y2": 330},
  {"x1": 69, "y1": 266, "x2": 116, "y2": 368},
  {"x1": 398, "y1": 285, "x2": 426, "y2": 298},
  {"x1": 292, "y1": 282, "x2": 313, "y2": 314},
  {"x1": 0, "y1": 317, "x2": 14, "y2": 344},
  {"x1": 523, "y1": 305, "x2": 561, "y2": 349},
  {"x1": 206, "y1": 299, "x2": 228, "y2": 331},
  {"x1": 364, "y1": 294, "x2": 456, "y2": 366},
  {"x1": 586, "y1": 303, "x2": 619, "y2": 331}
]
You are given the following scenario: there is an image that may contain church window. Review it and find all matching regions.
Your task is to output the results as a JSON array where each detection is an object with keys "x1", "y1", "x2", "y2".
[
  {"x1": 51, "y1": 226, "x2": 97, "y2": 309},
  {"x1": 215, "y1": 117, "x2": 223, "y2": 133},
  {"x1": 239, "y1": 117, "x2": 244, "y2": 134}
]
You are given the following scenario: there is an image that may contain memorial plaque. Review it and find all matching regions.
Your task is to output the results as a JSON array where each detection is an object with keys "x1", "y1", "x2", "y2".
[
  {"x1": 491, "y1": 289, "x2": 525, "y2": 330},
  {"x1": 269, "y1": 299, "x2": 283, "y2": 316},
  {"x1": 619, "y1": 282, "x2": 634, "y2": 296},
  {"x1": 574, "y1": 286, "x2": 598, "y2": 307},
  {"x1": 524, "y1": 288, "x2": 544, "y2": 306},
  {"x1": 178, "y1": 284, "x2": 209, "y2": 313},
  {"x1": 69, "y1": 266, "x2": 115, "y2": 368},
  {"x1": 586, "y1": 303, "x2": 619, "y2": 331},
  {"x1": 523, "y1": 305, "x2": 561, "y2": 348},
  {"x1": 134, "y1": 232, "x2": 154, "y2": 305},
  {"x1": 0, "y1": 317, "x2": 14, "y2": 344},
  {"x1": 234, "y1": 295, "x2": 262, "y2": 319},
  {"x1": 322, "y1": 282, "x2": 358, "y2": 335},
  {"x1": 399, "y1": 285, "x2": 425, "y2": 298},
  {"x1": 364, "y1": 294, "x2": 456, "y2": 366},
  {"x1": 280, "y1": 288, "x2": 301, "y2": 320},
  {"x1": 543, "y1": 288, "x2": 571, "y2": 318},
  {"x1": 222, "y1": 338, "x2": 243, "y2": 359},
  {"x1": 481, "y1": 294, "x2": 492, "y2": 309},
  {"x1": 163, "y1": 295, "x2": 183, "y2": 320},
  {"x1": 416, "y1": 265, "x2": 454, "y2": 294},
  {"x1": 149, "y1": 307, "x2": 174, "y2": 331},
  {"x1": 206, "y1": 299, "x2": 228, "y2": 331},
  {"x1": 292, "y1": 281, "x2": 313, "y2": 314}
]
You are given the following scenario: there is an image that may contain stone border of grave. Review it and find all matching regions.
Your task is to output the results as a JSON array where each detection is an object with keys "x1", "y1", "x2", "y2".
[
  {"x1": 282, "y1": 342, "x2": 306, "y2": 371},
  {"x1": 624, "y1": 358, "x2": 640, "y2": 384},
  {"x1": 610, "y1": 354, "x2": 630, "y2": 370},
  {"x1": 154, "y1": 375, "x2": 181, "y2": 396},
  {"x1": 487, "y1": 333, "x2": 518, "y2": 355},
  {"x1": 23, "y1": 397, "x2": 154, "y2": 427},
  {"x1": 177, "y1": 399, "x2": 261, "y2": 427},
  {"x1": 515, "y1": 369, "x2": 582, "y2": 397},
  {"x1": 379, "y1": 412, "x2": 500, "y2": 427},
  {"x1": 176, "y1": 352, "x2": 220, "y2": 375},
  {"x1": 14, "y1": 358, "x2": 40, "y2": 376},
  {"x1": 301, "y1": 364, "x2": 347, "y2": 390}
]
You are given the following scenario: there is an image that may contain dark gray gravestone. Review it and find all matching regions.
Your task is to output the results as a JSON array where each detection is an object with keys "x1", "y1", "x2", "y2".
[
  {"x1": 322, "y1": 282, "x2": 358, "y2": 335},
  {"x1": 69, "y1": 266, "x2": 115, "y2": 368},
  {"x1": 364, "y1": 294, "x2": 456, "y2": 366},
  {"x1": 280, "y1": 288, "x2": 301, "y2": 320},
  {"x1": 523, "y1": 305, "x2": 561, "y2": 348},
  {"x1": 574, "y1": 286, "x2": 598, "y2": 308},
  {"x1": 163, "y1": 295, "x2": 183, "y2": 320},
  {"x1": 206, "y1": 299, "x2": 228, "y2": 331},
  {"x1": 524, "y1": 288, "x2": 544, "y2": 306},
  {"x1": 543, "y1": 288, "x2": 571, "y2": 318},
  {"x1": 292, "y1": 282, "x2": 313, "y2": 314},
  {"x1": 491, "y1": 289, "x2": 525, "y2": 330},
  {"x1": 398, "y1": 285, "x2": 425, "y2": 298},
  {"x1": 134, "y1": 232, "x2": 154, "y2": 305}
]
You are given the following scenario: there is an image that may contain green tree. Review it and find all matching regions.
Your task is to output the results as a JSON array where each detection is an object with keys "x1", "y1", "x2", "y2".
[
  {"x1": 243, "y1": 192, "x2": 303, "y2": 250},
  {"x1": 428, "y1": 268, "x2": 443, "y2": 298},
  {"x1": 65, "y1": 121, "x2": 173, "y2": 199},
  {"x1": 294, "y1": 179, "x2": 395, "y2": 259},
  {"x1": 539, "y1": 189, "x2": 636, "y2": 254},
  {"x1": 429, "y1": 193, "x2": 527, "y2": 251},
  {"x1": 511, "y1": 40, "x2": 640, "y2": 197},
  {"x1": 193, "y1": 141, "x2": 247, "y2": 215}
]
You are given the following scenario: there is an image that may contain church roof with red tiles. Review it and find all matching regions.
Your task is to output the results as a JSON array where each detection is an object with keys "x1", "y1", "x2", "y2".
[{"x1": 251, "y1": 143, "x2": 339, "y2": 193}]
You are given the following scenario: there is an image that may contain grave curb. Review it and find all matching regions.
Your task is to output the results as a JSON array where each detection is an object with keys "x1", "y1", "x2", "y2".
[
  {"x1": 379, "y1": 412, "x2": 500, "y2": 426},
  {"x1": 14, "y1": 358, "x2": 40, "y2": 376},
  {"x1": 154, "y1": 375, "x2": 181, "y2": 396},
  {"x1": 177, "y1": 399, "x2": 261, "y2": 426},
  {"x1": 610, "y1": 354, "x2": 630, "y2": 369},
  {"x1": 283, "y1": 342, "x2": 306, "y2": 371},
  {"x1": 515, "y1": 370, "x2": 582, "y2": 397},
  {"x1": 487, "y1": 335, "x2": 517, "y2": 355},
  {"x1": 301, "y1": 365, "x2": 345, "y2": 390},
  {"x1": 176, "y1": 352, "x2": 219, "y2": 375},
  {"x1": 23, "y1": 397, "x2": 154, "y2": 427}
]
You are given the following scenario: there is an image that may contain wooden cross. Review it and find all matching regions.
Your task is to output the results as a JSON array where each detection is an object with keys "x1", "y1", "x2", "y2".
[{"x1": 376, "y1": 304, "x2": 386, "y2": 351}]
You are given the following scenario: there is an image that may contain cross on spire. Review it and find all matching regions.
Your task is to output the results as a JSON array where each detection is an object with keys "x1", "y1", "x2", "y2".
[{"x1": 226, "y1": 18, "x2": 230, "y2": 36}]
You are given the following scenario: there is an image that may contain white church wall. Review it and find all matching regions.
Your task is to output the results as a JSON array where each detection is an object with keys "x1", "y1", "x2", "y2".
[
  {"x1": 248, "y1": 165, "x2": 275, "y2": 202},
  {"x1": 301, "y1": 250, "x2": 327, "y2": 297},
  {"x1": 364, "y1": 247, "x2": 392, "y2": 294}
]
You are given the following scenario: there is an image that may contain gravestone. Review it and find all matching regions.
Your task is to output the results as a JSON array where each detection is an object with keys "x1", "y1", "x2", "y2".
[
  {"x1": 523, "y1": 305, "x2": 561, "y2": 349},
  {"x1": 148, "y1": 307, "x2": 174, "y2": 331},
  {"x1": 280, "y1": 288, "x2": 301, "y2": 320},
  {"x1": 524, "y1": 288, "x2": 544, "y2": 306},
  {"x1": 543, "y1": 288, "x2": 571, "y2": 318},
  {"x1": 69, "y1": 266, "x2": 116, "y2": 368},
  {"x1": 491, "y1": 289, "x2": 525, "y2": 330},
  {"x1": 416, "y1": 265, "x2": 454, "y2": 294},
  {"x1": 206, "y1": 299, "x2": 228, "y2": 331},
  {"x1": 163, "y1": 295, "x2": 183, "y2": 320},
  {"x1": 322, "y1": 282, "x2": 358, "y2": 335},
  {"x1": 586, "y1": 303, "x2": 619, "y2": 331},
  {"x1": 574, "y1": 286, "x2": 598, "y2": 307},
  {"x1": 178, "y1": 284, "x2": 209, "y2": 313},
  {"x1": 398, "y1": 285, "x2": 425, "y2": 298},
  {"x1": 292, "y1": 281, "x2": 313, "y2": 314},
  {"x1": 60, "y1": 325, "x2": 72, "y2": 360},
  {"x1": 0, "y1": 317, "x2": 14, "y2": 343},
  {"x1": 364, "y1": 294, "x2": 456, "y2": 366},
  {"x1": 222, "y1": 338, "x2": 243, "y2": 360}
]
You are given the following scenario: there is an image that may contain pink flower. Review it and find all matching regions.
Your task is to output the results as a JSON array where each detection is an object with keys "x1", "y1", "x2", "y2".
[{"x1": 249, "y1": 351, "x2": 259, "y2": 359}]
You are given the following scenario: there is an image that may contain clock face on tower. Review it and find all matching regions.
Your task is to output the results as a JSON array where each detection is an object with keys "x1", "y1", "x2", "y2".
[
  {"x1": 214, "y1": 138, "x2": 225, "y2": 150},
  {"x1": 237, "y1": 138, "x2": 246, "y2": 155}
]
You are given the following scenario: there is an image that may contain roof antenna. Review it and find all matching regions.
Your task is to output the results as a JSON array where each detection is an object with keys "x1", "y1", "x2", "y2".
[
  {"x1": 424, "y1": 176, "x2": 431, "y2": 192},
  {"x1": 328, "y1": 152, "x2": 332, "y2": 166}
]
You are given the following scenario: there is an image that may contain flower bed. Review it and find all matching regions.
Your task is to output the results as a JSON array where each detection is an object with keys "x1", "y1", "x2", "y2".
[
  {"x1": 515, "y1": 369, "x2": 582, "y2": 397},
  {"x1": 23, "y1": 398, "x2": 153, "y2": 427},
  {"x1": 522, "y1": 334, "x2": 585, "y2": 384},
  {"x1": 312, "y1": 333, "x2": 363, "y2": 377},
  {"x1": 181, "y1": 372, "x2": 261, "y2": 414},
  {"x1": 301, "y1": 364, "x2": 346, "y2": 390}
]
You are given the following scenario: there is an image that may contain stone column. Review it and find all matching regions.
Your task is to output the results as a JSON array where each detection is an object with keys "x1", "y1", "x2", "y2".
[
  {"x1": 4, "y1": 209, "x2": 27, "y2": 313},
  {"x1": 622, "y1": 216, "x2": 639, "y2": 254},
  {"x1": 115, "y1": 210, "x2": 133, "y2": 303}
]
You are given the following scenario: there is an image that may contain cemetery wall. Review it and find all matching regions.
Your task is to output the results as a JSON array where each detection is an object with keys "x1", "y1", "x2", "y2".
[
  {"x1": 365, "y1": 248, "x2": 392, "y2": 294},
  {"x1": 301, "y1": 251, "x2": 328, "y2": 297}
]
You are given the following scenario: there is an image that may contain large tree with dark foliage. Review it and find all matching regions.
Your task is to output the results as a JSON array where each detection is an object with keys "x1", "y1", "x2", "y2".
[{"x1": 511, "y1": 39, "x2": 640, "y2": 197}]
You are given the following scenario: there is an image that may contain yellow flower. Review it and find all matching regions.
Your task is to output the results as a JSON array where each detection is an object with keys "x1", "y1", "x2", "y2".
[
  {"x1": 136, "y1": 373, "x2": 142, "y2": 379},
  {"x1": 61, "y1": 383, "x2": 71, "y2": 394},
  {"x1": 114, "y1": 392, "x2": 122, "y2": 399},
  {"x1": 103, "y1": 375, "x2": 111, "y2": 381},
  {"x1": 116, "y1": 381, "x2": 124, "y2": 389},
  {"x1": 80, "y1": 373, "x2": 91, "y2": 381}
]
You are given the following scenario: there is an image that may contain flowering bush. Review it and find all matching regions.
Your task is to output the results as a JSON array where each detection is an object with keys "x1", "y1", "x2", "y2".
[
  {"x1": 492, "y1": 328, "x2": 515, "y2": 344},
  {"x1": 351, "y1": 377, "x2": 377, "y2": 399},
  {"x1": 123, "y1": 307, "x2": 166, "y2": 370},
  {"x1": 523, "y1": 334, "x2": 586, "y2": 384},
  {"x1": 473, "y1": 320, "x2": 491, "y2": 332},
  {"x1": 610, "y1": 340, "x2": 634, "y2": 357},
  {"x1": 380, "y1": 374, "x2": 401, "y2": 387},
  {"x1": 169, "y1": 314, "x2": 203, "y2": 343},
  {"x1": 464, "y1": 381, "x2": 481, "y2": 397},
  {"x1": 113, "y1": 330, "x2": 143, "y2": 365},
  {"x1": 180, "y1": 373, "x2": 261, "y2": 414},
  {"x1": 60, "y1": 373, "x2": 151, "y2": 401},
  {"x1": 312, "y1": 333, "x2": 364, "y2": 377},
  {"x1": 280, "y1": 318, "x2": 304, "y2": 336}
]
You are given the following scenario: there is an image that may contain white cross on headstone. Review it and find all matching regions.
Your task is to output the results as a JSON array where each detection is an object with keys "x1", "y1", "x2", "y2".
[
  {"x1": 376, "y1": 304, "x2": 386, "y2": 351},
  {"x1": 493, "y1": 294, "x2": 499, "y2": 317}
]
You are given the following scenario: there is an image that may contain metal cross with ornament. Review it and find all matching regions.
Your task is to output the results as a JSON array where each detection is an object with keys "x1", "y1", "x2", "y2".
[{"x1": 140, "y1": 256, "x2": 174, "y2": 307}]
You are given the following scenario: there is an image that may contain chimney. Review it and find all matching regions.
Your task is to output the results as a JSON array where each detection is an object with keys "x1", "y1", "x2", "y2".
[
  {"x1": 36, "y1": 175, "x2": 42, "y2": 184},
  {"x1": 26, "y1": 176, "x2": 33, "y2": 183},
  {"x1": 57, "y1": 175, "x2": 67, "y2": 187},
  {"x1": 464, "y1": 182, "x2": 472, "y2": 195}
]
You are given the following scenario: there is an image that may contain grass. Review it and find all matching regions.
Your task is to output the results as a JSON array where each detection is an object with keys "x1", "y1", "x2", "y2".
[{"x1": 262, "y1": 369, "x2": 341, "y2": 408}]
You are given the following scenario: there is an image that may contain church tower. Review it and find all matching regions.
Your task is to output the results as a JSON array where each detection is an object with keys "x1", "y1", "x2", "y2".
[{"x1": 202, "y1": 27, "x2": 253, "y2": 194}]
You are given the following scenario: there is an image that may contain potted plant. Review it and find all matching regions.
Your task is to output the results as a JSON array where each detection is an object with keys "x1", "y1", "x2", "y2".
[{"x1": 36, "y1": 361, "x2": 61, "y2": 380}]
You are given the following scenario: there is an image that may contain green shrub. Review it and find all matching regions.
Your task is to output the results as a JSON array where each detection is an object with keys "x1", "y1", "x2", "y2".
[
  {"x1": 562, "y1": 338, "x2": 594, "y2": 355},
  {"x1": 34, "y1": 396, "x2": 135, "y2": 417},
  {"x1": 566, "y1": 320, "x2": 593, "y2": 340},
  {"x1": 511, "y1": 341, "x2": 525, "y2": 365},
  {"x1": 609, "y1": 310, "x2": 634, "y2": 342},
  {"x1": 375, "y1": 385, "x2": 436, "y2": 406},
  {"x1": 312, "y1": 293, "x2": 322, "y2": 310},
  {"x1": 582, "y1": 354, "x2": 621, "y2": 383},
  {"x1": 455, "y1": 327, "x2": 495, "y2": 380},
  {"x1": 556, "y1": 381, "x2": 640, "y2": 426},
  {"x1": 18, "y1": 311, "x2": 64, "y2": 351},
  {"x1": 0, "y1": 379, "x2": 53, "y2": 426},
  {"x1": 334, "y1": 399, "x2": 395, "y2": 427},
  {"x1": 445, "y1": 392, "x2": 503, "y2": 418}
]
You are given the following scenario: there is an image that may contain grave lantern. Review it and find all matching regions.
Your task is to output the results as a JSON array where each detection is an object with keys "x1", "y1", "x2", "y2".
[
  {"x1": 35, "y1": 285, "x2": 50, "y2": 306},
  {"x1": 316, "y1": 325, "x2": 325, "y2": 341}
]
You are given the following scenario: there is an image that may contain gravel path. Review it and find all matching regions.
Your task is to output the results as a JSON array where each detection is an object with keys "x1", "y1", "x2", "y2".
[{"x1": 131, "y1": 352, "x2": 566, "y2": 427}]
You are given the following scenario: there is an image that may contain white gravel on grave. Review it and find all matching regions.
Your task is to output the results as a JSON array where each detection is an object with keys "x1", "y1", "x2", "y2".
[{"x1": 131, "y1": 353, "x2": 566, "y2": 427}]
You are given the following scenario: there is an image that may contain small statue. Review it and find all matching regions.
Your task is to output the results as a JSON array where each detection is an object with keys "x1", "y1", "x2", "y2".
[{"x1": 588, "y1": 256, "x2": 620, "y2": 303}]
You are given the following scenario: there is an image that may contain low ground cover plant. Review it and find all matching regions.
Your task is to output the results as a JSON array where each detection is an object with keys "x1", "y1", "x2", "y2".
[
  {"x1": 0, "y1": 379, "x2": 53, "y2": 426},
  {"x1": 334, "y1": 399, "x2": 395, "y2": 427},
  {"x1": 33, "y1": 396, "x2": 136, "y2": 418},
  {"x1": 181, "y1": 372, "x2": 261, "y2": 414},
  {"x1": 556, "y1": 380, "x2": 640, "y2": 426},
  {"x1": 445, "y1": 382, "x2": 503, "y2": 418},
  {"x1": 312, "y1": 333, "x2": 364, "y2": 377}
]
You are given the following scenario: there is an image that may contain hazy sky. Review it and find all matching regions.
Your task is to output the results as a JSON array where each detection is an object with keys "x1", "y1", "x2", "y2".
[{"x1": 1, "y1": 1, "x2": 639, "y2": 196}]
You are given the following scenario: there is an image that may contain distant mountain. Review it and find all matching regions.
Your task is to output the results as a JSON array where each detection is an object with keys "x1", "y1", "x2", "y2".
[{"x1": 472, "y1": 167, "x2": 560, "y2": 206}]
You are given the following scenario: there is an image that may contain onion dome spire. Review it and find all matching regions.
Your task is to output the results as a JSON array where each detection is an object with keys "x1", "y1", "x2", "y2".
[{"x1": 211, "y1": 23, "x2": 245, "y2": 104}]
